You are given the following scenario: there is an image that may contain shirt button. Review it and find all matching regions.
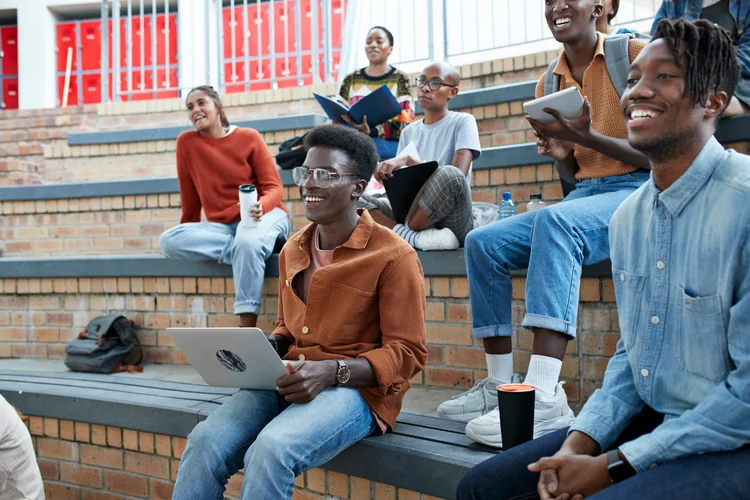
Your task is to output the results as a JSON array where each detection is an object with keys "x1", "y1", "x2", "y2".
[
  {"x1": 298, "y1": 354, "x2": 306, "y2": 361},
  {"x1": 641, "y1": 368, "x2": 649, "y2": 378},
  {"x1": 650, "y1": 463, "x2": 658, "y2": 469},
  {"x1": 620, "y1": 273, "x2": 626, "y2": 281},
  {"x1": 663, "y1": 212, "x2": 668, "y2": 220},
  {"x1": 301, "y1": 326, "x2": 309, "y2": 334},
  {"x1": 651, "y1": 316, "x2": 660, "y2": 325},
  {"x1": 656, "y1": 261, "x2": 665, "y2": 270},
  {"x1": 285, "y1": 279, "x2": 290, "y2": 287}
]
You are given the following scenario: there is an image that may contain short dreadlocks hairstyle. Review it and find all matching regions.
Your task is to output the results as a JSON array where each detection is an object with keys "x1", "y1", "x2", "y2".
[
  {"x1": 652, "y1": 18, "x2": 740, "y2": 109},
  {"x1": 303, "y1": 125, "x2": 378, "y2": 182}
]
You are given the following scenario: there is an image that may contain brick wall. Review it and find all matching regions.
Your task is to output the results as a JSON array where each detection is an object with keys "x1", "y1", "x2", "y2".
[
  {"x1": 0, "y1": 160, "x2": 564, "y2": 258},
  {"x1": 25, "y1": 415, "x2": 439, "y2": 500},
  {"x1": 0, "y1": 273, "x2": 617, "y2": 405}
]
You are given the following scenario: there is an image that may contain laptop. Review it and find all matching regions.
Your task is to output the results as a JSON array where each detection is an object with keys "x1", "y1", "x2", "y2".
[
  {"x1": 166, "y1": 327, "x2": 290, "y2": 390},
  {"x1": 382, "y1": 161, "x2": 439, "y2": 224}
]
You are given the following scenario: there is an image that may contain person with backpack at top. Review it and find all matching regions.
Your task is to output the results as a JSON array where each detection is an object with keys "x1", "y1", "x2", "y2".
[
  {"x1": 436, "y1": 0, "x2": 651, "y2": 448},
  {"x1": 652, "y1": 0, "x2": 750, "y2": 116},
  {"x1": 158, "y1": 86, "x2": 290, "y2": 329},
  {"x1": 338, "y1": 26, "x2": 415, "y2": 160}
]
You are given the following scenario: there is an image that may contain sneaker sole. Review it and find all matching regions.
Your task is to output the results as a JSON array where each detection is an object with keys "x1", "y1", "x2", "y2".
[
  {"x1": 436, "y1": 409, "x2": 484, "y2": 423},
  {"x1": 464, "y1": 413, "x2": 576, "y2": 449}
]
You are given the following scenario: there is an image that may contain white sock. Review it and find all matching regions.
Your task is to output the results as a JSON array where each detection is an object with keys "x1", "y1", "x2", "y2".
[
  {"x1": 393, "y1": 224, "x2": 420, "y2": 247},
  {"x1": 486, "y1": 353, "x2": 514, "y2": 384},
  {"x1": 524, "y1": 355, "x2": 562, "y2": 397}
]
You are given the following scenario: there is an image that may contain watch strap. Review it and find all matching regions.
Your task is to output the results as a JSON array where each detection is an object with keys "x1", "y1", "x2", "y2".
[{"x1": 606, "y1": 449, "x2": 636, "y2": 483}]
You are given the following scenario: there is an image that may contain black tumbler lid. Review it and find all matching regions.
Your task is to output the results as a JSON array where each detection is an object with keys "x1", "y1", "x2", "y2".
[
  {"x1": 239, "y1": 184, "x2": 256, "y2": 192},
  {"x1": 530, "y1": 193, "x2": 542, "y2": 200}
]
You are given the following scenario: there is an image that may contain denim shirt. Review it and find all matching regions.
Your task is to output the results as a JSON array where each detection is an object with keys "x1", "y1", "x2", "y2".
[
  {"x1": 651, "y1": 0, "x2": 750, "y2": 79},
  {"x1": 570, "y1": 137, "x2": 750, "y2": 472}
]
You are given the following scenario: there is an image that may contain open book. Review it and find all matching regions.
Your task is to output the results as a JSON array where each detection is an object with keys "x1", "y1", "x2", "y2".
[{"x1": 313, "y1": 84, "x2": 403, "y2": 129}]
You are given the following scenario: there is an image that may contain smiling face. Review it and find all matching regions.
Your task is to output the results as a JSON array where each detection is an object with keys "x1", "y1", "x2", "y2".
[
  {"x1": 299, "y1": 145, "x2": 364, "y2": 225},
  {"x1": 621, "y1": 39, "x2": 711, "y2": 159},
  {"x1": 545, "y1": 0, "x2": 602, "y2": 43},
  {"x1": 417, "y1": 63, "x2": 459, "y2": 113},
  {"x1": 186, "y1": 90, "x2": 221, "y2": 133},
  {"x1": 364, "y1": 28, "x2": 393, "y2": 65}
]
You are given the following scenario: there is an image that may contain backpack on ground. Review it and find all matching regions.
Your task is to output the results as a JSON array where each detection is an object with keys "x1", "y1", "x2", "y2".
[
  {"x1": 64, "y1": 315, "x2": 143, "y2": 374},
  {"x1": 276, "y1": 134, "x2": 307, "y2": 170},
  {"x1": 543, "y1": 32, "x2": 650, "y2": 98}
]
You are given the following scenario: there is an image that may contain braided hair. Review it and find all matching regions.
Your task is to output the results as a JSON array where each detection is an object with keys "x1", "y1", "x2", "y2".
[{"x1": 652, "y1": 18, "x2": 740, "y2": 110}]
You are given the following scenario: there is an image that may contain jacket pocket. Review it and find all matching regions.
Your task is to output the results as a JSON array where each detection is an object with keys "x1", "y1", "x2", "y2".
[
  {"x1": 323, "y1": 283, "x2": 379, "y2": 344},
  {"x1": 677, "y1": 288, "x2": 729, "y2": 382},
  {"x1": 612, "y1": 269, "x2": 646, "y2": 351}
]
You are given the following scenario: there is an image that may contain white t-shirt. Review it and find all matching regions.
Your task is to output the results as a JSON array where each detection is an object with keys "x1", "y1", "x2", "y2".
[
  {"x1": 397, "y1": 111, "x2": 482, "y2": 179},
  {"x1": 0, "y1": 396, "x2": 44, "y2": 500}
]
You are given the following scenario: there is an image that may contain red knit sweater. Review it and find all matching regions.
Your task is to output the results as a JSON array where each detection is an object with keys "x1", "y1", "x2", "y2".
[{"x1": 175, "y1": 127, "x2": 286, "y2": 224}]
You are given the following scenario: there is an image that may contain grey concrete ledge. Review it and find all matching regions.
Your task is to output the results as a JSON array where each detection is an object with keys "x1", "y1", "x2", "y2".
[
  {"x1": 0, "y1": 253, "x2": 612, "y2": 279},
  {"x1": 67, "y1": 114, "x2": 328, "y2": 146},
  {"x1": 416, "y1": 80, "x2": 537, "y2": 114},
  {"x1": 0, "y1": 177, "x2": 179, "y2": 202}
]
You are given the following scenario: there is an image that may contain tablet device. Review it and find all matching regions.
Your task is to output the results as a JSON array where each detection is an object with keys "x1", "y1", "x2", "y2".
[
  {"x1": 523, "y1": 87, "x2": 584, "y2": 124},
  {"x1": 166, "y1": 327, "x2": 289, "y2": 390},
  {"x1": 382, "y1": 161, "x2": 439, "y2": 224}
]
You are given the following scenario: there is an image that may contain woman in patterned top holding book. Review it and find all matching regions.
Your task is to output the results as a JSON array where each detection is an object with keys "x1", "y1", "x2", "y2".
[{"x1": 338, "y1": 26, "x2": 415, "y2": 160}]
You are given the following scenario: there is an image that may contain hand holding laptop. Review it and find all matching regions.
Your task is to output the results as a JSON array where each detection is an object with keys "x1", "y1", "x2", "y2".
[
  {"x1": 375, "y1": 142, "x2": 422, "y2": 182},
  {"x1": 275, "y1": 360, "x2": 338, "y2": 404}
]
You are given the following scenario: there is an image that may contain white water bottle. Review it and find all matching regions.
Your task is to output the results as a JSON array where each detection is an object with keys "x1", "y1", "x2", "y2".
[
  {"x1": 239, "y1": 184, "x2": 258, "y2": 228},
  {"x1": 527, "y1": 193, "x2": 546, "y2": 212}
]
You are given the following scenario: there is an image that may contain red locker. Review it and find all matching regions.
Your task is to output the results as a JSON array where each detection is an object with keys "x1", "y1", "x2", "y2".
[
  {"x1": 223, "y1": 6, "x2": 244, "y2": 59},
  {"x1": 80, "y1": 21, "x2": 102, "y2": 71},
  {"x1": 223, "y1": 61, "x2": 246, "y2": 94},
  {"x1": 129, "y1": 16, "x2": 152, "y2": 68},
  {"x1": 250, "y1": 58, "x2": 271, "y2": 90},
  {"x1": 1, "y1": 26, "x2": 18, "y2": 75},
  {"x1": 273, "y1": 1, "x2": 296, "y2": 55},
  {"x1": 248, "y1": 3, "x2": 271, "y2": 57},
  {"x1": 123, "y1": 70, "x2": 153, "y2": 100},
  {"x1": 299, "y1": 0, "x2": 323, "y2": 52},
  {"x1": 156, "y1": 67, "x2": 179, "y2": 98},
  {"x1": 82, "y1": 74, "x2": 103, "y2": 104},
  {"x1": 56, "y1": 23, "x2": 79, "y2": 72},
  {"x1": 57, "y1": 75, "x2": 79, "y2": 106},
  {"x1": 2, "y1": 78, "x2": 18, "y2": 109},
  {"x1": 155, "y1": 14, "x2": 178, "y2": 65}
]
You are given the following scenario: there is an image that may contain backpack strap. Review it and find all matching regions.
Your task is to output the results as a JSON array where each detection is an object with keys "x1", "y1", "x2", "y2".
[
  {"x1": 604, "y1": 33, "x2": 636, "y2": 98},
  {"x1": 543, "y1": 57, "x2": 561, "y2": 96}
]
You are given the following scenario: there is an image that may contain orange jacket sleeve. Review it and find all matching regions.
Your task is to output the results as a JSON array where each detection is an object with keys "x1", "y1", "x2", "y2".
[
  {"x1": 176, "y1": 136, "x2": 202, "y2": 223},
  {"x1": 358, "y1": 249, "x2": 428, "y2": 395},
  {"x1": 247, "y1": 129, "x2": 284, "y2": 214}
]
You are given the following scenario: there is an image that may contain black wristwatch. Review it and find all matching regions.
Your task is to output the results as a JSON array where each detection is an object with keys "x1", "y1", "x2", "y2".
[
  {"x1": 606, "y1": 449, "x2": 636, "y2": 483},
  {"x1": 335, "y1": 360, "x2": 351, "y2": 386},
  {"x1": 267, "y1": 336, "x2": 280, "y2": 355}
]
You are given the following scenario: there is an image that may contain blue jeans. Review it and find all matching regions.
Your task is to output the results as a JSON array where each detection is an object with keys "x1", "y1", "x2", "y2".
[
  {"x1": 158, "y1": 207, "x2": 289, "y2": 315},
  {"x1": 172, "y1": 387, "x2": 377, "y2": 500},
  {"x1": 372, "y1": 137, "x2": 398, "y2": 160},
  {"x1": 456, "y1": 411, "x2": 750, "y2": 500},
  {"x1": 465, "y1": 172, "x2": 648, "y2": 339}
]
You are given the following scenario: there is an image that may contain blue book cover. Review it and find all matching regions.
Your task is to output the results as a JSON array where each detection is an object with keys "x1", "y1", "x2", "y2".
[{"x1": 313, "y1": 84, "x2": 403, "y2": 129}]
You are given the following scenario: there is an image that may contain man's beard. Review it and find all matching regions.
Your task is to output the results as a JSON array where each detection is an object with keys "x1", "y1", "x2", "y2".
[{"x1": 629, "y1": 127, "x2": 695, "y2": 164}]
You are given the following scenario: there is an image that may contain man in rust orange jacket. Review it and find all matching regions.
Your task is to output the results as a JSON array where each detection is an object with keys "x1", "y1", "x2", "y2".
[{"x1": 173, "y1": 124, "x2": 427, "y2": 500}]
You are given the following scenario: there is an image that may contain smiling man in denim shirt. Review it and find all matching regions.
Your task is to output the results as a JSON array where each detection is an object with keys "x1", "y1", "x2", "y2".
[
  {"x1": 457, "y1": 18, "x2": 750, "y2": 500},
  {"x1": 652, "y1": 0, "x2": 750, "y2": 115}
]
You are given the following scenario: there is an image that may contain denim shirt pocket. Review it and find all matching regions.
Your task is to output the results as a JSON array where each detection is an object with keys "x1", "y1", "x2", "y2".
[
  {"x1": 613, "y1": 269, "x2": 646, "y2": 351},
  {"x1": 677, "y1": 287, "x2": 730, "y2": 382},
  {"x1": 322, "y1": 283, "x2": 379, "y2": 344}
]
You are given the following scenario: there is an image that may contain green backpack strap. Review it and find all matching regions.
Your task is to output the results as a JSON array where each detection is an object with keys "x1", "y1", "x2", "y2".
[
  {"x1": 543, "y1": 57, "x2": 561, "y2": 96},
  {"x1": 604, "y1": 33, "x2": 636, "y2": 98}
]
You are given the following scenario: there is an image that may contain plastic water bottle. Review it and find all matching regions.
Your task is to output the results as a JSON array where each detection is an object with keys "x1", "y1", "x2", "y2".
[
  {"x1": 498, "y1": 192, "x2": 517, "y2": 220},
  {"x1": 527, "y1": 193, "x2": 546, "y2": 213}
]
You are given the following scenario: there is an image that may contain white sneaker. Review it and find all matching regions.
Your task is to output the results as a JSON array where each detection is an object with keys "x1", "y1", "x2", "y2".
[
  {"x1": 464, "y1": 382, "x2": 575, "y2": 448},
  {"x1": 437, "y1": 374, "x2": 521, "y2": 422},
  {"x1": 414, "y1": 227, "x2": 460, "y2": 251}
]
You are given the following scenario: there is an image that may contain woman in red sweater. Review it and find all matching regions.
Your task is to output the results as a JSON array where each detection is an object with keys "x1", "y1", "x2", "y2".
[{"x1": 159, "y1": 86, "x2": 289, "y2": 327}]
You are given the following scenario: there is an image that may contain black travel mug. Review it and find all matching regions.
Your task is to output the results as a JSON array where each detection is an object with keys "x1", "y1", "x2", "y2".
[{"x1": 497, "y1": 383, "x2": 535, "y2": 450}]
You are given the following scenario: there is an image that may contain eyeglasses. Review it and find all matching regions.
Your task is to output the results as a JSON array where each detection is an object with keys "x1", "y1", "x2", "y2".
[
  {"x1": 415, "y1": 77, "x2": 457, "y2": 91},
  {"x1": 292, "y1": 167, "x2": 358, "y2": 188}
]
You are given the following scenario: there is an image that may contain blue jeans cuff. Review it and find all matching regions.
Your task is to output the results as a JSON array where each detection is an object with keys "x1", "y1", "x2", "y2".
[
  {"x1": 473, "y1": 324, "x2": 513, "y2": 339},
  {"x1": 522, "y1": 313, "x2": 577, "y2": 338},
  {"x1": 234, "y1": 299, "x2": 260, "y2": 315}
]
